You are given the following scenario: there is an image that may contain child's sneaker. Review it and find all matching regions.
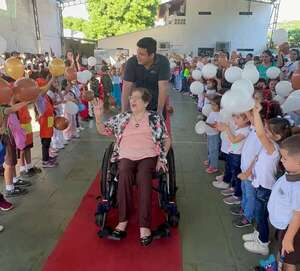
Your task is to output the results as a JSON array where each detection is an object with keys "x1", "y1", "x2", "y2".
[
  {"x1": 79, "y1": 126, "x2": 85, "y2": 131},
  {"x1": 42, "y1": 161, "x2": 58, "y2": 168},
  {"x1": 206, "y1": 167, "x2": 218, "y2": 174},
  {"x1": 4, "y1": 187, "x2": 28, "y2": 198},
  {"x1": 242, "y1": 230, "x2": 259, "y2": 242},
  {"x1": 221, "y1": 187, "x2": 235, "y2": 196},
  {"x1": 14, "y1": 179, "x2": 32, "y2": 187},
  {"x1": 230, "y1": 206, "x2": 243, "y2": 216},
  {"x1": 215, "y1": 174, "x2": 224, "y2": 182},
  {"x1": 223, "y1": 195, "x2": 241, "y2": 205},
  {"x1": 244, "y1": 239, "x2": 269, "y2": 255},
  {"x1": 212, "y1": 180, "x2": 230, "y2": 189},
  {"x1": 0, "y1": 197, "x2": 13, "y2": 211},
  {"x1": 0, "y1": 225, "x2": 4, "y2": 232},
  {"x1": 234, "y1": 217, "x2": 251, "y2": 228}
]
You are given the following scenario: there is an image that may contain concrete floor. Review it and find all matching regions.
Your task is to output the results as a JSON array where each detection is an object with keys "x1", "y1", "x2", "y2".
[{"x1": 0, "y1": 91, "x2": 267, "y2": 271}]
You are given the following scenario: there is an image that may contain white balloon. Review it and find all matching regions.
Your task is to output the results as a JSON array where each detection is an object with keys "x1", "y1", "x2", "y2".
[
  {"x1": 221, "y1": 89, "x2": 255, "y2": 113},
  {"x1": 273, "y1": 95, "x2": 286, "y2": 105},
  {"x1": 275, "y1": 81, "x2": 293, "y2": 97},
  {"x1": 81, "y1": 57, "x2": 88, "y2": 66},
  {"x1": 196, "y1": 62, "x2": 204, "y2": 70},
  {"x1": 170, "y1": 61, "x2": 176, "y2": 69},
  {"x1": 231, "y1": 79, "x2": 254, "y2": 96},
  {"x1": 273, "y1": 29, "x2": 288, "y2": 45},
  {"x1": 244, "y1": 60, "x2": 255, "y2": 68},
  {"x1": 83, "y1": 70, "x2": 92, "y2": 81},
  {"x1": 190, "y1": 81, "x2": 204, "y2": 95},
  {"x1": 202, "y1": 103, "x2": 212, "y2": 117},
  {"x1": 195, "y1": 121, "x2": 207, "y2": 135},
  {"x1": 77, "y1": 72, "x2": 86, "y2": 84},
  {"x1": 224, "y1": 66, "x2": 242, "y2": 83},
  {"x1": 242, "y1": 67, "x2": 259, "y2": 84},
  {"x1": 186, "y1": 56, "x2": 192, "y2": 63},
  {"x1": 88, "y1": 56, "x2": 97, "y2": 67},
  {"x1": 192, "y1": 69, "x2": 202, "y2": 81},
  {"x1": 0, "y1": 35, "x2": 7, "y2": 54},
  {"x1": 65, "y1": 101, "x2": 79, "y2": 115},
  {"x1": 266, "y1": 66, "x2": 281, "y2": 79},
  {"x1": 202, "y1": 63, "x2": 218, "y2": 79},
  {"x1": 281, "y1": 90, "x2": 300, "y2": 113}
]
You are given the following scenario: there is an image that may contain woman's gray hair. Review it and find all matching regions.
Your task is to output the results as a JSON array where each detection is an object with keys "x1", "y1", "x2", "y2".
[{"x1": 131, "y1": 87, "x2": 152, "y2": 104}]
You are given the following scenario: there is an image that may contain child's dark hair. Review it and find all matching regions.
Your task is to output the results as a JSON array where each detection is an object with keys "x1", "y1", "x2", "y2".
[
  {"x1": 210, "y1": 94, "x2": 222, "y2": 107},
  {"x1": 207, "y1": 79, "x2": 218, "y2": 89},
  {"x1": 280, "y1": 134, "x2": 300, "y2": 157},
  {"x1": 268, "y1": 118, "x2": 292, "y2": 142},
  {"x1": 260, "y1": 100, "x2": 283, "y2": 120}
]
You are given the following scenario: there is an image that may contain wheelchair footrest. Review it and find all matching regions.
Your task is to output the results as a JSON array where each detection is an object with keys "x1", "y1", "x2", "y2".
[
  {"x1": 97, "y1": 227, "x2": 113, "y2": 238},
  {"x1": 152, "y1": 223, "x2": 171, "y2": 240}
]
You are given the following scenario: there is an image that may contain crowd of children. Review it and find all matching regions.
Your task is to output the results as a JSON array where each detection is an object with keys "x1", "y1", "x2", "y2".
[
  {"x1": 0, "y1": 50, "x2": 124, "y2": 234},
  {"x1": 171, "y1": 46, "x2": 300, "y2": 270}
]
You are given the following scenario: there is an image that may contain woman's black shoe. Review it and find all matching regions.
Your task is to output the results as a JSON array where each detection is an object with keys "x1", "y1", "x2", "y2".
[
  {"x1": 140, "y1": 235, "x2": 153, "y2": 246},
  {"x1": 108, "y1": 229, "x2": 127, "y2": 240}
]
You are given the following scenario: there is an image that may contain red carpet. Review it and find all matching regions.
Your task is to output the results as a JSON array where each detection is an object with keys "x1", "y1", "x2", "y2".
[{"x1": 43, "y1": 175, "x2": 182, "y2": 271}]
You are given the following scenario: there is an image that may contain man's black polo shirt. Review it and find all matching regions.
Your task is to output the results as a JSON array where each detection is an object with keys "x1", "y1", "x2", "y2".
[{"x1": 123, "y1": 54, "x2": 170, "y2": 111}]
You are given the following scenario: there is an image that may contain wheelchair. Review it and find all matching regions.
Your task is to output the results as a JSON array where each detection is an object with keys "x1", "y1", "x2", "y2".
[{"x1": 95, "y1": 142, "x2": 180, "y2": 239}]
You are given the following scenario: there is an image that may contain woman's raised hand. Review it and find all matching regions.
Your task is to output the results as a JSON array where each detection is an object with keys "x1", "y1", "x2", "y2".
[{"x1": 92, "y1": 98, "x2": 104, "y2": 118}]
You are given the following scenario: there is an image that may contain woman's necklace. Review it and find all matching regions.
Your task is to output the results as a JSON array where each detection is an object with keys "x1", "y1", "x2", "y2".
[{"x1": 132, "y1": 112, "x2": 145, "y2": 128}]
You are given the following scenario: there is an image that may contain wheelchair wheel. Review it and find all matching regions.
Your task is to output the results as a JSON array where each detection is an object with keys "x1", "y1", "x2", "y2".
[
  {"x1": 167, "y1": 147, "x2": 177, "y2": 200},
  {"x1": 101, "y1": 142, "x2": 115, "y2": 199}
]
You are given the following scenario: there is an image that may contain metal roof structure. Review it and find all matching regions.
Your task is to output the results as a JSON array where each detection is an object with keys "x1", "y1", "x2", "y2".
[
  {"x1": 57, "y1": 0, "x2": 277, "y2": 8},
  {"x1": 56, "y1": 0, "x2": 86, "y2": 8}
]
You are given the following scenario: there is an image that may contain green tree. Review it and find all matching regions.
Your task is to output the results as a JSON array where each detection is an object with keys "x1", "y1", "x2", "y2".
[
  {"x1": 277, "y1": 20, "x2": 300, "y2": 47},
  {"x1": 85, "y1": 0, "x2": 159, "y2": 39},
  {"x1": 63, "y1": 17, "x2": 87, "y2": 32}
]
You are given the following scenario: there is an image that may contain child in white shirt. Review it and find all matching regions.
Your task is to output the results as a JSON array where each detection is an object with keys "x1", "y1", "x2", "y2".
[{"x1": 268, "y1": 134, "x2": 300, "y2": 271}]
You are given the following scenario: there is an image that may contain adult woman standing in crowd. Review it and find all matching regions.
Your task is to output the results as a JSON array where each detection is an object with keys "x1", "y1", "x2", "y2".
[{"x1": 257, "y1": 50, "x2": 275, "y2": 80}]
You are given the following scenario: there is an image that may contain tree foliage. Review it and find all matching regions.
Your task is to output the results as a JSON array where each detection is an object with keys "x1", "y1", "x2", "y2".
[
  {"x1": 85, "y1": 0, "x2": 159, "y2": 39},
  {"x1": 63, "y1": 17, "x2": 87, "y2": 33},
  {"x1": 278, "y1": 20, "x2": 300, "y2": 47}
]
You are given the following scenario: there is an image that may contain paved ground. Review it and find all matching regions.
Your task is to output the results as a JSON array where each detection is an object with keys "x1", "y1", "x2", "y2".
[{"x1": 0, "y1": 91, "x2": 268, "y2": 271}]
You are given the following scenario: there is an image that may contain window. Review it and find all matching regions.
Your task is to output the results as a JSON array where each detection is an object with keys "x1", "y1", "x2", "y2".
[
  {"x1": 237, "y1": 48, "x2": 254, "y2": 52},
  {"x1": 0, "y1": 0, "x2": 7, "y2": 10},
  {"x1": 239, "y1": 12, "x2": 253, "y2": 15},
  {"x1": 198, "y1": 48, "x2": 214, "y2": 57},
  {"x1": 198, "y1": 11, "x2": 212, "y2": 15}
]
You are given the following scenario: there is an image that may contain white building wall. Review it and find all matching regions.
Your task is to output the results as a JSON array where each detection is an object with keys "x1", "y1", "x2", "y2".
[
  {"x1": 98, "y1": 0, "x2": 272, "y2": 56},
  {"x1": 0, "y1": 0, "x2": 61, "y2": 55}
]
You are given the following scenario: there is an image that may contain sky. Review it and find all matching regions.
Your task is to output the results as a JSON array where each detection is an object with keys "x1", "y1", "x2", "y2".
[{"x1": 62, "y1": 0, "x2": 300, "y2": 22}]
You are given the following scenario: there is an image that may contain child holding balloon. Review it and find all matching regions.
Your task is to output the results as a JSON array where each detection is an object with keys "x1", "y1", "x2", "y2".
[
  {"x1": 242, "y1": 103, "x2": 291, "y2": 256},
  {"x1": 205, "y1": 95, "x2": 222, "y2": 174},
  {"x1": 63, "y1": 81, "x2": 80, "y2": 141}
]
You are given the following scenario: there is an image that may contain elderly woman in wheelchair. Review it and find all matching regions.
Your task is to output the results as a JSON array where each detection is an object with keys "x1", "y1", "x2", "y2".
[{"x1": 93, "y1": 87, "x2": 172, "y2": 246}]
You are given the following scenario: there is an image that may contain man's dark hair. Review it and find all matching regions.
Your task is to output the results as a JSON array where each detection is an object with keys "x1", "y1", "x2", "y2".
[
  {"x1": 280, "y1": 134, "x2": 300, "y2": 157},
  {"x1": 137, "y1": 37, "x2": 157, "y2": 55}
]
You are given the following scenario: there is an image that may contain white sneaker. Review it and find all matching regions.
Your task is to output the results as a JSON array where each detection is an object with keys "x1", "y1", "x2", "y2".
[
  {"x1": 212, "y1": 180, "x2": 230, "y2": 189},
  {"x1": 74, "y1": 133, "x2": 80, "y2": 138},
  {"x1": 242, "y1": 230, "x2": 259, "y2": 242},
  {"x1": 79, "y1": 126, "x2": 85, "y2": 131},
  {"x1": 244, "y1": 239, "x2": 269, "y2": 255},
  {"x1": 76, "y1": 128, "x2": 81, "y2": 133},
  {"x1": 0, "y1": 225, "x2": 4, "y2": 232},
  {"x1": 215, "y1": 174, "x2": 224, "y2": 182}
]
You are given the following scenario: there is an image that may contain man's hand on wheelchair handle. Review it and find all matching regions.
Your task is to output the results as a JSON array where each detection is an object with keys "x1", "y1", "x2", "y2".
[{"x1": 156, "y1": 160, "x2": 168, "y2": 173}]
